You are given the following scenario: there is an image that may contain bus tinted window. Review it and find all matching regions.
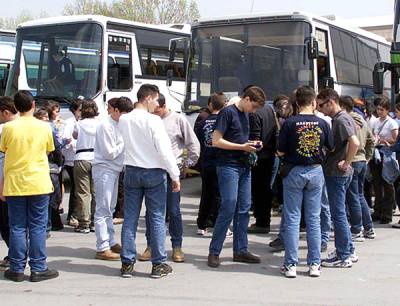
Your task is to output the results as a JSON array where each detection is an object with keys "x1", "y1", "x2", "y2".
[
  {"x1": 108, "y1": 35, "x2": 132, "y2": 90},
  {"x1": 357, "y1": 37, "x2": 379, "y2": 86},
  {"x1": 330, "y1": 28, "x2": 358, "y2": 84}
]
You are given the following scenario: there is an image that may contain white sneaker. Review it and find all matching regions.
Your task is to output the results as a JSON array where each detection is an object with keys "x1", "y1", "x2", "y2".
[
  {"x1": 352, "y1": 232, "x2": 365, "y2": 242},
  {"x1": 226, "y1": 228, "x2": 233, "y2": 238},
  {"x1": 280, "y1": 264, "x2": 296, "y2": 278},
  {"x1": 349, "y1": 252, "x2": 358, "y2": 263},
  {"x1": 309, "y1": 263, "x2": 321, "y2": 277},
  {"x1": 197, "y1": 228, "x2": 207, "y2": 236}
]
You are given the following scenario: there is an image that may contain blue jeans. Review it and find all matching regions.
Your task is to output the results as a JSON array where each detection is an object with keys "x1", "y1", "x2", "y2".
[
  {"x1": 121, "y1": 166, "x2": 167, "y2": 265},
  {"x1": 145, "y1": 175, "x2": 183, "y2": 248},
  {"x1": 283, "y1": 165, "x2": 322, "y2": 266},
  {"x1": 7, "y1": 195, "x2": 49, "y2": 273},
  {"x1": 325, "y1": 175, "x2": 354, "y2": 261},
  {"x1": 346, "y1": 161, "x2": 373, "y2": 233},
  {"x1": 278, "y1": 181, "x2": 330, "y2": 246},
  {"x1": 209, "y1": 165, "x2": 251, "y2": 256}
]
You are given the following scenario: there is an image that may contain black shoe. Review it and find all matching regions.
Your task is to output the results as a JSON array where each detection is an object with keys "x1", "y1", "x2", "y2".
[
  {"x1": 30, "y1": 269, "x2": 59, "y2": 282},
  {"x1": 51, "y1": 224, "x2": 64, "y2": 231},
  {"x1": 371, "y1": 214, "x2": 381, "y2": 222},
  {"x1": 4, "y1": 269, "x2": 25, "y2": 282},
  {"x1": 207, "y1": 254, "x2": 220, "y2": 268},
  {"x1": 380, "y1": 218, "x2": 392, "y2": 224},
  {"x1": 151, "y1": 263, "x2": 173, "y2": 278},
  {"x1": 120, "y1": 263, "x2": 135, "y2": 278},
  {"x1": 269, "y1": 237, "x2": 285, "y2": 252},
  {"x1": 233, "y1": 251, "x2": 261, "y2": 263},
  {"x1": 247, "y1": 223, "x2": 270, "y2": 234}
]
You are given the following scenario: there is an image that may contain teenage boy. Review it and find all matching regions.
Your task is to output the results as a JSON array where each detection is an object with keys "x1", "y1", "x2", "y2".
[
  {"x1": 140, "y1": 93, "x2": 200, "y2": 263},
  {"x1": 278, "y1": 86, "x2": 333, "y2": 278},
  {"x1": 93, "y1": 97, "x2": 134, "y2": 261},
  {"x1": 1, "y1": 90, "x2": 58, "y2": 282},
  {"x1": 119, "y1": 84, "x2": 180, "y2": 278},
  {"x1": 207, "y1": 86, "x2": 266, "y2": 268},
  {"x1": 317, "y1": 88, "x2": 360, "y2": 268}
]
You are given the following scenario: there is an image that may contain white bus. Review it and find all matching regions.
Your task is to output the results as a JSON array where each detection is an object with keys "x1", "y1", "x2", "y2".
[
  {"x1": 176, "y1": 12, "x2": 391, "y2": 112},
  {"x1": 0, "y1": 30, "x2": 15, "y2": 96},
  {"x1": 6, "y1": 15, "x2": 189, "y2": 113}
]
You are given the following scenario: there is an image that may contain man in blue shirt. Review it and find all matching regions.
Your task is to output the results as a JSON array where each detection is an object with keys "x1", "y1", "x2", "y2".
[{"x1": 207, "y1": 86, "x2": 266, "y2": 268}]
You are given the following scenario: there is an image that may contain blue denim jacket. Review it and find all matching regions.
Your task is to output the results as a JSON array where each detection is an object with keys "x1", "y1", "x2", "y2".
[{"x1": 380, "y1": 146, "x2": 400, "y2": 184}]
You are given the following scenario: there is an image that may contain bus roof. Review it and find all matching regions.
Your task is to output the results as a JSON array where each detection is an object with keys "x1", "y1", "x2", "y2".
[
  {"x1": 194, "y1": 11, "x2": 390, "y2": 45},
  {"x1": 18, "y1": 15, "x2": 190, "y2": 36}
]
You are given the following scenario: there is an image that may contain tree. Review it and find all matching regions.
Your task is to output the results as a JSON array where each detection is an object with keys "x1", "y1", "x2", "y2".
[
  {"x1": 62, "y1": 0, "x2": 113, "y2": 16},
  {"x1": 0, "y1": 10, "x2": 49, "y2": 30},
  {"x1": 62, "y1": 0, "x2": 200, "y2": 24}
]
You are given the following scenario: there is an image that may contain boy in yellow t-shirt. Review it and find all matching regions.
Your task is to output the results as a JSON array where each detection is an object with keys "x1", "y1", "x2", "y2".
[{"x1": 0, "y1": 90, "x2": 59, "y2": 283}]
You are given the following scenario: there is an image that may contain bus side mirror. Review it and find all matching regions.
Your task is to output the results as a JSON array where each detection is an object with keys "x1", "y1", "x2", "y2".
[
  {"x1": 169, "y1": 40, "x2": 177, "y2": 62},
  {"x1": 166, "y1": 69, "x2": 173, "y2": 87},
  {"x1": 373, "y1": 62, "x2": 386, "y2": 94},
  {"x1": 307, "y1": 37, "x2": 318, "y2": 59}
]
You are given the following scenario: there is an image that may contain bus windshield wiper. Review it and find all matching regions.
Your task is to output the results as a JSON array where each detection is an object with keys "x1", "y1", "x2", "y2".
[{"x1": 35, "y1": 95, "x2": 73, "y2": 105}]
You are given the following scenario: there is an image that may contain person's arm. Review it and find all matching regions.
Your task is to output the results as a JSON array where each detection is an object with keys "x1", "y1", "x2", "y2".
[
  {"x1": 365, "y1": 127, "x2": 375, "y2": 161},
  {"x1": 180, "y1": 116, "x2": 200, "y2": 167},
  {"x1": 96, "y1": 123, "x2": 124, "y2": 160},
  {"x1": 212, "y1": 130, "x2": 257, "y2": 153},
  {"x1": 338, "y1": 135, "x2": 360, "y2": 171},
  {"x1": 249, "y1": 112, "x2": 261, "y2": 141}
]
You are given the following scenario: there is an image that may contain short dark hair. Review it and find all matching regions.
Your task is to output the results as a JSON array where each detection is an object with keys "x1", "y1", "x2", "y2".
[
  {"x1": 0, "y1": 96, "x2": 17, "y2": 114},
  {"x1": 317, "y1": 88, "x2": 340, "y2": 104},
  {"x1": 242, "y1": 86, "x2": 266, "y2": 105},
  {"x1": 34, "y1": 108, "x2": 48, "y2": 120},
  {"x1": 273, "y1": 94, "x2": 289, "y2": 107},
  {"x1": 113, "y1": 97, "x2": 134, "y2": 113},
  {"x1": 137, "y1": 84, "x2": 159, "y2": 102},
  {"x1": 69, "y1": 99, "x2": 83, "y2": 114},
  {"x1": 374, "y1": 96, "x2": 391, "y2": 111},
  {"x1": 339, "y1": 95, "x2": 354, "y2": 113},
  {"x1": 107, "y1": 97, "x2": 119, "y2": 109},
  {"x1": 295, "y1": 86, "x2": 315, "y2": 108},
  {"x1": 14, "y1": 90, "x2": 34, "y2": 113},
  {"x1": 81, "y1": 100, "x2": 99, "y2": 119},
  {"x1": 42, "y1": 100, "x2": 60, "y2": 121},
  {"x1": 157, "y1": 93, "x2": 166, "y2": 107},
  {"x1": 209, "y1": 92, "x2": 226, "y2": 111}
]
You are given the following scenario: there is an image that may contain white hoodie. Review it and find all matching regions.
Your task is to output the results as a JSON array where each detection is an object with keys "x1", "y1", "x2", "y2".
[{"x1": 74, "y1": 118, "x2": 99, "y2": 161}]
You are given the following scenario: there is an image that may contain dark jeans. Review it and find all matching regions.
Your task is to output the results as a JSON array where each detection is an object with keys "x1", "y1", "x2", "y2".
[
  {"x1": 197, "y1": 165, "x2": 220, "y2": 230},
  {"x1": 370, "y1": 159, "x2": 394, "y2": 221},
  {"x1": 64, "y1": 165, "x2": 78, "y2": 221},
  {"x1": 251, "y1": 156, "x2": 274, "y2": 227},
  {"x1": 7, "y1": 195, "x2": 49, "y2": 273},
  {"x1": 0, "y1": 199, "x2": 10, "y2": 247},
  {"x1": 113, "y1": 171, "x2": 125, "y2": 219}
]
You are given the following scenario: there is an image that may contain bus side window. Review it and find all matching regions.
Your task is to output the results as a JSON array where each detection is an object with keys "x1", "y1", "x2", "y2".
[{"x1": 107, "y1": 35, "x2": 133, "y2": 91}]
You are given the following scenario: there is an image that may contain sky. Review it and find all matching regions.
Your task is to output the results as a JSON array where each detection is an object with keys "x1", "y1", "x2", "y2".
[{"x1": 0, "y1": 0, "x2": 395, "y2": 20}]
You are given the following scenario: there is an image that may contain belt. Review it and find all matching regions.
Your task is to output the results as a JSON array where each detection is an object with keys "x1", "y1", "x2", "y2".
[{"x1": 76, "y1": 148, "x2": 94, "y2": 154}]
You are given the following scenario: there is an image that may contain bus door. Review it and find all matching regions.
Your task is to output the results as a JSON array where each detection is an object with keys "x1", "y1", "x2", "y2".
[
  {"x1": 104, "y1": 33, "x2": 138, "y2": 105},
  {"x1": 315, "y1": 27, "x2": 333, "y2": 90}
]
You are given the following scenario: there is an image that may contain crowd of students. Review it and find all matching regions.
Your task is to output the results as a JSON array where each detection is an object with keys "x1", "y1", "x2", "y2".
[{"x1": 0, "y1": 83, "x2": 399, "y2": 282}]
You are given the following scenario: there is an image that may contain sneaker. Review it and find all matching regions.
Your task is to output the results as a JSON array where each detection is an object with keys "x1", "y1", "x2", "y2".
[
  {"x1": 392, "y1": 221, "x2": 400, "y2": 229},
  {"x1": 247, "y1": 223, "x2": 270, "y2": 234},
  {"x1": 308, "y1": 263, "x2": 321, "y2": 277},
  {"x1": 352, "y1": 232, "x2": 365, "y2": 242},
  {"x1": 226, "y1": 228, "x2": 233, "y2": 238},
  {"x1": 110, "y1": 243, "x2": 122, "y2": 254},
  {"x1": 113, "y1": 218, "x2": 124, "y2": 225},
  {"x1": 120, "y1": 263, "x2": 135, "y2": 278},
  {"x1": 327, "y1": 250, "x2": 358, "y2": 263},
  {"x1": 363, "y1": 228, "x2": 376, "y2": 239},
  {"x1": 233, "y1": 251, "x2": 261, "y2": 264},
  {"x1": 280, "y1": 264, "x2": 296, "y2": 278},
  {"x1": 4, "y1": 269, "x2": 25, "y2": 282},
  {"x1": 138, "y1": 247, "x2": 151, "y2": 261},
  {"x1": 89, "y1": 224, "x2": 95, "y2": 232},
  {"x1": 197, "y1": 228, "x2": 207, "y2": 236},
  {"x1": 74, "y1": 226, "x2": 90, "y2": 234},
  {"x1": 30, "y1": 269, "x2": 59, "y2": 282},
  {"x1": 269, "y1": 237, "x2": 284, "y2": 252},
  {"x1": 321, "y1": 255, "x2": 352, "y2": 268},
  {"x1": 151, "y1": 263, "x2": 173, "y2": 278},
  {"x1": 172, "y1": 247, "x2": 185, "y2": 263},
  {"x1": 95, "y1": 249, "x2": 120, "y2": 261}
]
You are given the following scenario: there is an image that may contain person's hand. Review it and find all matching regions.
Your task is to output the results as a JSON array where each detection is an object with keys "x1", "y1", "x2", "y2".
[
  {"x1": 66, "y1": 138, "x2": 73, "y2": 145},
  {"x1": 172, "y1": 180, "x2": 181, "y2": 192},
  {"x1": 379, "y1": 139, "x2": 390, "y2": 146},
  {"x1": 242, "y1": 143, "x2": 258, "y2": 153},
  {"x1": 337, "y1": 160, "x2": 351, "y2": 172}
]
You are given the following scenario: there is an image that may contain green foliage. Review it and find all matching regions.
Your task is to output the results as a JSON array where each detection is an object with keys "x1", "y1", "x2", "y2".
[{"x1": 0, "y1": 10, "x2": 49, "y2": 30}]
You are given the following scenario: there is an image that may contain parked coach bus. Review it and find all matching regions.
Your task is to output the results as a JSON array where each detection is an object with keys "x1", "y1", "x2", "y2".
[
  {"x1": 6, "y1": 15, "x2": 190, "y2": 114},
  {"x1": 0, "y1": 30, "x2": 15, "y2": 96},
  {"x1": 169, "y1": 12, "x2": 391, "y2": 113}
]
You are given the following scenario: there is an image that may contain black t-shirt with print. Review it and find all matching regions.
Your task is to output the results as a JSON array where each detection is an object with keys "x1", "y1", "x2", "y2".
[{"x1": 278, "y1": 114, "x2": 333, "y2": 165}]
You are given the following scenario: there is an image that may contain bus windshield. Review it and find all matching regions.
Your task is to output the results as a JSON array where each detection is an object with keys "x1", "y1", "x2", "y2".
[
  {"x1": 7, "y1": 22, "x2": 102, "y2": 102},
  {"x1": 189, "y1": 21, "x2": 313, "y2": 107}
]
